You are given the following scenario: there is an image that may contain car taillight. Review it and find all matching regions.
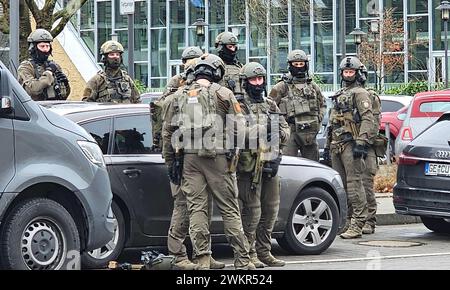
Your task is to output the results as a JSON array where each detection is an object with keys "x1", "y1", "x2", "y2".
[
  {"x1": 401, "y1": 127, "x2": 413, "y2": 141},
  {"x1": 398, "y1": 152, "x2": 419, "y2": 165}
]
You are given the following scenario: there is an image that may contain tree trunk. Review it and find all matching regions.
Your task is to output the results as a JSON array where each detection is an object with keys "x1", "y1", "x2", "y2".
[{"x1": 19, "y1": 0, "x2": 31, "y2": 62}]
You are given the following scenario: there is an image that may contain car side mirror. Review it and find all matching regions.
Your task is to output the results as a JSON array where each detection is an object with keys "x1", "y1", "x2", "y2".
[{"x1": 0, "y1": 97, "x2": 12, "y2": 115}]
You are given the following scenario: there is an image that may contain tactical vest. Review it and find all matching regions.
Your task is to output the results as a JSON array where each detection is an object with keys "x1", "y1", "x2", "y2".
[
  {"x1": 237, "y1": 95, "x2": 273, "y2": 173},
  {"x1": 330, "y1": 88, "x2": 361, "y2": 143},
  {"x1": 29, "y1": 60, "x2": 68, "y2": 100},
  {"x1": 220, "y1": 63, "x2": 243, "y2": 95},
  {"x1": 174, "y1": 82, "x2": 222, "y2": 157},
  {"x1": 97, "y1": 70, "x2": 132, "y2": 103},
  {"x1": 278, "y1": 80, "x2": 320, "y2": 133}
]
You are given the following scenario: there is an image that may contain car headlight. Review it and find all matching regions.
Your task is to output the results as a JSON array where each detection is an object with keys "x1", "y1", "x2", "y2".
[{"x1": 77, "y1": 140, "x2": 106, "y2": 168}]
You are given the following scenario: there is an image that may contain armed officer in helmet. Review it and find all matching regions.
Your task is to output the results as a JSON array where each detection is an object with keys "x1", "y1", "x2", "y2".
[
  {"x1": 162, "y1": 53, "x2": 254, "y2": 270},
  {"x1": 153, "y1": 46, "x2": 204, "y2": 149},
  {"x1": 236, "y1": 62, "x2": 290, "y2": 268},
  {"x1": 82, "y1": 40, "x2": 140, "y2": 103},
  {"x1": 215, "y1": 31, "x2": 244, "y2": 96},
  {"x1": 358, "y1": 65, "x2": 381, "y2": 235},
  {"x1": 269, "y1": 50, "x2": 325, "y2": 161},
  {"x1": 159, "y1": 49, "x2": 226, "y2": 270},
  {"x1": 18, "y1": 29, "x2": 70, "y2": 101},
  {"x1": 325, "y1": 56, "x2": 373, "y2": 239}
]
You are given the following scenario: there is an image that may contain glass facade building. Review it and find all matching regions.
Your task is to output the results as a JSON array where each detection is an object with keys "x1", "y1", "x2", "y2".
[{"x1": 74, "y1": 0, "x2": 449, "y2": 90}]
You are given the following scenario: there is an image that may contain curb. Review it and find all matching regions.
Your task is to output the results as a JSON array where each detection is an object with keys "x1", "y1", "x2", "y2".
[{"x1": 376, "y1": 213, "x2": 421, "y2": 226}]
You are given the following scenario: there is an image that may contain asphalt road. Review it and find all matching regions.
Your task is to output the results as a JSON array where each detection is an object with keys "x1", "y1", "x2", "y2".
[{"x1": 120, "y1": 223, "x2": 450, "y2": 270}]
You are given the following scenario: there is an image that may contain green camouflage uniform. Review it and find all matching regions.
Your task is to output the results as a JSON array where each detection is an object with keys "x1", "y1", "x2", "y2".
[
  {"x1": 363, "y1": 89, "x2": 381, "y2": 232},
  {"x1": 237, "y1": 94, "x2": 289, "y2": 266},
  {"x1": 162, "y1": 80, "x2": 251, "y2": 269},
  {"x1": 270, "y1": 75, "x2": 326, "y2": 160},
  {"x1": 328, "y1": 83, "x2": 373, "y2": 237},
  {"x1": 83, "y1": 67, "x2": 140, "y2": 103},
  {"x1": 17, "y1": 60, "x2": 70, "y2": 101},
  {"x1": 219, "y1": 62, "x2": 244, "y2": 95}
]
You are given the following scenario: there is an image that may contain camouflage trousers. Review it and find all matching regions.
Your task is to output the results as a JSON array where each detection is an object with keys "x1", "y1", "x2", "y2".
[
  {"x1": 363, "y1": 147, "x2": 377, "y2": 226},
  {"x1": 167, "y1": 182, "x2": 213, "y2": 262},
  {"x1": 237, "y1": 173, "x2": 281, "y2": 258},
  {"x1": 284, "y1": 130, "x2": 319, "y2": 161},
  {"x1": 181, "y1": 154, "x2": 250, "y2": 267},
  {"x1": 345, "y1": 147, "x2": 377, "y2": 227},
  {"x1": 331, "y1": 142, "x2": 368, "y2": 229}
]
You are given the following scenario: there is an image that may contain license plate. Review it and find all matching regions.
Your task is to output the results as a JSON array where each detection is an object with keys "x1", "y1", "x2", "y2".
[{"x1": 425, "y1": 163, "x2": 450, "y2": 176}]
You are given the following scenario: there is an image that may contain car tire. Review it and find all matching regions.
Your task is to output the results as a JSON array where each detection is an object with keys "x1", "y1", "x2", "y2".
[
  {"x1": 420, "y1": 217, "x2": 450, "y2": 234},
  {"x1": 81, "y1": 201, "x2": 125, "y2": 269},
  {"x1": 277, "y1": 187, "x2": 339, "y2": 255},
  {"x1": 0, "y1": 198, "x2": 80, "y2": 270}
]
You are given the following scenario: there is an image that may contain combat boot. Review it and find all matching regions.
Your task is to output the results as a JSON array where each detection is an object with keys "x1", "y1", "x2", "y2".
[
  {"x1": 339, "y1": 218, "x2": 351, "y2": 234},
  {"x1": 362, "y1": 223, "x2": 375, "y2": 234},
  {"x1": 195, "y1": 254, "x2": 211, "y2": 270},
  {"x1": 235, "y1": 261, "x2": 256, "y2": 270},
  {"x1": 340, "y1": 225, "x2": 362, "y2": 239},
  {"x1": 172, "y1": 259, "x2": 199, "y2": 270},
  {"x1": 210, "y1": 256, "x2": 225, "y2": 269},
  {"x1": 249, "y1": 252, "x2": 265, "y2": 269},
  {"x1": 258, "y1": 253, "x2": 286, "y2": 267}
]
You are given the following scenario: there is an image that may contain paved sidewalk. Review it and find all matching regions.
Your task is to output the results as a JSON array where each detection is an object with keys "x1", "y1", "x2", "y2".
[{"x1": 374, "y1": 192, "x2": 421, "y2": 225}]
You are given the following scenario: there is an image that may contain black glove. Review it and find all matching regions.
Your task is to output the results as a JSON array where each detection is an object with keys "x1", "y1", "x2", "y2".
[
  {"x1": 54, "y1": 70, "x2": 69, "y2": 84},
  {"x1": 263, "y1": 155, "x2": 282, "y2": 177},
  {"x1": 287, "y1": 116, "x2": 295, "y2": 125},
  {"x1": 353, "y1": 143, "x2": 368, "y2": 159},
  {"x1": 323, "y1": 148, "x2": 331, "y2": 163}
]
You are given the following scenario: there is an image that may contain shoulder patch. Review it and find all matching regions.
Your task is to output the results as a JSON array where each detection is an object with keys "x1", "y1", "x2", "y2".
[{"x1": 363, "y1": 101, "x2": 370, "y2": 109}]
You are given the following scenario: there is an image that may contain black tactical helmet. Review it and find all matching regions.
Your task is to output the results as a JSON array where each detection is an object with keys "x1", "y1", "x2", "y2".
[
  {"x1": 240, "y1": 62, "x2": 266, "y2": 80},
  {"x1": 181, "y1": 46, "x2": 203, "y2": 63}
]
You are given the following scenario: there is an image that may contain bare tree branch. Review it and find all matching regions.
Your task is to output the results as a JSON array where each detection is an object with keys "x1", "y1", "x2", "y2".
[
  {"x1": 51, "y1": 0, "x2": 88, "y2": 36},
  {"x1": 359, "y1": 8, "x2": 426, "y2": 91}
]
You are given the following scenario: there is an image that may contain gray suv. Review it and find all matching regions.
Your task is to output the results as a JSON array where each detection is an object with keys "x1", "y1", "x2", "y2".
[{"x1": 0, "y1": 62, "x2": 115, "y2": 270}]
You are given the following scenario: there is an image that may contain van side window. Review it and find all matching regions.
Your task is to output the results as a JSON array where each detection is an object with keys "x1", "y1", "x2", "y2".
[
  {"x1": 81, "y1": 118, "x2": 112, "y2": 154},
  {"x1": 113, "y1": 115, "x2": 153, "y2": 155}
]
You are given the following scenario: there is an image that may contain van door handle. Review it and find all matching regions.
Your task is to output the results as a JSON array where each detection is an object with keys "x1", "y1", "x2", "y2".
[{"x1": 123, "y1": 168, "x2": 142, "y2": 177}]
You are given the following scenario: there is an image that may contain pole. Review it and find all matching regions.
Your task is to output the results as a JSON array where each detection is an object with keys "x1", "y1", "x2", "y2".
[
  {"x1": 340, "y1": 0, "x2": 346, "y2": 58},
  {"x1": 128, "y1": 13, "x2": 135, "y2": 79},
  {"x1": 445, "y1": 19, "x2": 449, "y2": 88},
  {"x1": 9, "y1": 0, "x2": 19, "y2": 74},
  {"x1": 385, "y1": 122, "x2": 391, "y2": 165}
]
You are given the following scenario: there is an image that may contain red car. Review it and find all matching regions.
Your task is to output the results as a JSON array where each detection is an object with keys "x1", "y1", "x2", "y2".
[
  {"x1": 379, "y1": 95, "x2": 413, "y2": 156},
  {"x1": 395, "y1": 91, "x2": 450, "y2": 156}
]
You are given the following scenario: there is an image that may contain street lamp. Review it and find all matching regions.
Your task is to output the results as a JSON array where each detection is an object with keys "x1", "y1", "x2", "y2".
[
  {"x1": 368, "y1": 18, "x2": 380, "y2": 35},
  {"x1": 111, "y1": 32, "x2": 118, "y2": 42},
  {"x1": 192, "y1": 18, "x2": 208, "y2": 50},
  {"x1": 437, "y1": 1, "x2": 450, "y2": 88},
  {"x1": 349, "y1": 27, "x2": 366, "y2": 56}
]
